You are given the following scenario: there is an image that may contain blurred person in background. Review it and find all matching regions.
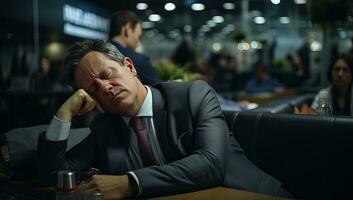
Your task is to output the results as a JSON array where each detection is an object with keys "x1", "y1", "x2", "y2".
[
  {"x1": 295, "y1": 39, "x2": 311, "y2": 82},
  {"x1": 172, "y1": 41, "x2": 255, "y2": 111},
  {"x1": 311, "y1": 53, "x2": 353, "y2": 116},
  {"x1": 171, "y1": 40, "x2": 196, "y2": 68},
  {"x1": 208, "y1": 48, "x2": 236, "y2": 92},
  {"x1": 9, "y1": 42, "x2": 31, "y2": 91},
  {"x1": 30, "y1": 57, "x2": 52, "y2": 91},
  {"x1": 48, "y1": 60, "x2": 71, "y2": 92},
  {"x1": 109, "y1": 10, "x2": 160, "y2": 85},
  {"x1": 171, "y1": 40, "x2": 212, "y2": 77},
  {"x1": 245, "y1": 62, "x2": 285, "y2": 94}
]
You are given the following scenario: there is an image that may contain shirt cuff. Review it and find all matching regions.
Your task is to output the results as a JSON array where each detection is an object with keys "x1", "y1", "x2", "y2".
[
  {"x1": 45, "y1": 116, "x2": 71, "y2": 141},
  {"x1": 127, "y1": 171, "x2": 143, "y2": 196}
]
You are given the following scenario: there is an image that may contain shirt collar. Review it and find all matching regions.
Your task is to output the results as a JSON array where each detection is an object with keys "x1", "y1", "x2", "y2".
[
  {"x1": 123, "y1": 86, "x2": 153, "y2": 124},
  {"x1": 136, "y1": 86, "x2": 153, "y2": 117}
]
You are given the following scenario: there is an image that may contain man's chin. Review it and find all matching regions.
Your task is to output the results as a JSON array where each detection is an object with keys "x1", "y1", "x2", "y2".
[{"x1": 111, "y1": 103, "x2": 134, "y2": 116}]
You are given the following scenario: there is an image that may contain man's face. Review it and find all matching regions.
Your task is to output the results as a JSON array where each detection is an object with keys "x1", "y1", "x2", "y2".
[
  {"x1": 126, "y1": 23, "x2": 142, "y2": 50},
  {"x1": 331, "y1": 59, "x2": 352, "y2": 89},
  {"x1": 74, "y1": 51, "x2": 141, "y2": 115}
]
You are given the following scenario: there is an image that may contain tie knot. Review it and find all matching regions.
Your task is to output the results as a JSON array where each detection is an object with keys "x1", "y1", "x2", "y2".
[{"x1": 130, "y1": 117, "x2": 144, "y2": 131}]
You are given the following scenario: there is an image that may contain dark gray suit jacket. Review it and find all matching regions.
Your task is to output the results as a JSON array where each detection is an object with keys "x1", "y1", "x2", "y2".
[{"x1": 37, "y1": 80, "x2": 287, "y2": 197}]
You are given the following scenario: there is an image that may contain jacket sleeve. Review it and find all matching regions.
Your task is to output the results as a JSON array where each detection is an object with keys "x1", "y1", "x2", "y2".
[
  {"x1": 133, "y1": 81, "x2": 227, "y2": 197},
  {"x1": 36, "y1": 130, "x2": 97, "y2": 186},
  {"x1": 138, "y1": 56, "x2": 161, "y2": 85}
]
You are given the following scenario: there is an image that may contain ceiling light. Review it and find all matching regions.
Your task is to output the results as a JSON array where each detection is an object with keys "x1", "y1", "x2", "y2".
[
  {"x1": 207, "y1": 20, "x2": 216, "y2": 27},
  {"x1": 142, "y1": 22, "x2": 154, "y2": 29},
  {"x1": 184, "y1": 25, "x2": 192, "y2": 32},
  {"x1": 254, "y1": 16, "x2": 266, "y2": 24},
  {"x1": 250, "y1": 41, "x2": 259, "y2": 49},
  {"x1": 271, "y1": 0, "x2": 280, "y2": 5},
  {"x1": 145, "y1": 30, "x2": 156, "y2": 38},
  {"x1": 165, "y1": 3, "x2": 176, "y2": 11},
  {"x1": 136, "y1": 3, "x2": 148, "y2": 10},
  {"x1": 213, "y1": 16, "x2": 224, "y2": 23},
  {"x1": 237, "y1": 42, "x2": 250, "y2": 51},
  {"x1": 339, "y1": 31, "x2": 348, "y2": 39},
  {"x1": 225, "y1": 24, "x2": 235, "y2": 31},
  {"x1": 212, "y1": 43, "x2": 222, "y2": 51},
  {"x1": 169, "y1": 30, "x2": 180, "y2": 38},
  {"x1": 201, "y1": 25, "x2": 210, "y2": 32},
  {"x1": 310, "y1": 41, "x2": 322, "y2": 52},
  {"x1": 294, "y1": 0, "x2": 306, "y2": 4},
  {"x1": 223, "y1": 3, "x2": 235, "y2": 10},
  {"x1": 279, "y1": 17, "x2": 291, "y2": 24},
  {"x1": 149, "y1": 14, "x2": 161, "y2": 22},
  {"x1": 191, "y1": 3, "x2": 205, "y2": 11}
]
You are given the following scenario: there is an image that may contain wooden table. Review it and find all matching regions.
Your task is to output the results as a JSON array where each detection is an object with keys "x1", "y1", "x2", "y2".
[
  {"x1": 151, "y1": 187, "x2": 290, "y2": 200},
  {"x1": 234, "y1": 89, "x2": 297, "y2": 105}
]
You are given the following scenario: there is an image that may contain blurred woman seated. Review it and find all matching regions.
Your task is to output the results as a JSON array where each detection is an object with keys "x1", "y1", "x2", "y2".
[{"x1": 311, "y1": 53, "x2": 353, "y2": 116}]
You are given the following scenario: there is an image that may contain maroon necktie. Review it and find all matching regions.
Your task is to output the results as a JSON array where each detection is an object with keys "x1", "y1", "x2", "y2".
[{"x1": 130, "y1": 117, "x2": 155, "y2": 167}]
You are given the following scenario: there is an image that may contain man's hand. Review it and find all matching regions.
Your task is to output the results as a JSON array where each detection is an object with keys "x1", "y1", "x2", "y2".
[
  {"x1": 294, "y1": 104, "x2": 316, "y2": 115},
  {"x1": 56, "y1": 89, "x2": 99, "y2": 122},
  {"x1": 84, "y1": 175, "x2": 133, "y2": 200}
]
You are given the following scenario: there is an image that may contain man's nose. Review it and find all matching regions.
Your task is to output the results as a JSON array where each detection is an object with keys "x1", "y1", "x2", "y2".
[{"x1": 95, "y1": 79, "x2": 113, "y2": 94}]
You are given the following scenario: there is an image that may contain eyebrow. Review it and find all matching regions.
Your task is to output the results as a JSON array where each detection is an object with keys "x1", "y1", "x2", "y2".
[{"x1": 86, "y1": 67, "x2": 114, "y2": 93}]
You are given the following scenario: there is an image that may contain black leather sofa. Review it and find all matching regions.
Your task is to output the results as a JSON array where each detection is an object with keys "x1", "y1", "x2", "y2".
[
  {"x1": 223, "y1": 111, "x2": 353, "y2": 199},
  {"x1": 2, "y1": 110, "x2": 353, "y2": 199}
]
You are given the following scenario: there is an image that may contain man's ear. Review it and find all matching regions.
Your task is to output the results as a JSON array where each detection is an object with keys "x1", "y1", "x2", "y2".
[
  {"x1": 124, "y1": 22, "x2": 133, "y2": 37},
  {"x1": 122, "y1": 25, "x2": 129, "y2": 38},
  {"x1": 124, "y1": 28, "x2": 128, "y2": 38},
  {"x1": 123, "y1": 57, "x2": 137, "y2": 76}
]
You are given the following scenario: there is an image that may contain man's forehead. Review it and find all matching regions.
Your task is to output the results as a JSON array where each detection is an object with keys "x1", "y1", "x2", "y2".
[
  {"x1": 74, "y1": 65, "x2": 94, "y2": 89},
  {"x1": 79, "y1": 51, "x2": 103, "y2": 67},
  {"x1": 74, "y1": 52, "x2": 102, "y2": 87}
]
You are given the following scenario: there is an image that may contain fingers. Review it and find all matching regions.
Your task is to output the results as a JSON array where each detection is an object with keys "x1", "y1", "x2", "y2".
[
  {"x1": 77, "y1": 89, "x2": 105, "y2": 113},
  {"x1": 84, "y1": 175, "x2": 101, "y2": 192},
  {"x1": 77, "y1": 94, "x2": 97, "y2": 115},
  {"x1": 294, "y1": 106, "x2": 300, "y2": 114}
]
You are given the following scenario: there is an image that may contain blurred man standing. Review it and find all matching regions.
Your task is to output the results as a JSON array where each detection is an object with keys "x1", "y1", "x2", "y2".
[{"x1": 109, "y1": 11, "x2": 161, "y2": 85}]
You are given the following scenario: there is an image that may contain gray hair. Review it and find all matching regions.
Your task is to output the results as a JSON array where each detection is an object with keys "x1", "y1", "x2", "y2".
[{"x1": 64, "y1": 39, "x2": 125, "y2": 89}]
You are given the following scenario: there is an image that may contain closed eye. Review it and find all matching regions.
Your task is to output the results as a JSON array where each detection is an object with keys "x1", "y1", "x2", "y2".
[{"x1": 100, "y1": 70, "x2": 112, "y2": 80}]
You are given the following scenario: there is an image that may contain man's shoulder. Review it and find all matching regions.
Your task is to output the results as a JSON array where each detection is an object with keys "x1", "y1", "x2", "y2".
[
  {"x1": 122, "y1": 47, "x2": 148, "y2": 61},
  {"x1": 109, "y1": 40, "x2": 148, "y2": 62},
  {"x1": 158, "y1": 80, "x2": 210, "y2": 92},
  {"x1": 155, "y1": 80, "x2": 213, "y2": 104}
]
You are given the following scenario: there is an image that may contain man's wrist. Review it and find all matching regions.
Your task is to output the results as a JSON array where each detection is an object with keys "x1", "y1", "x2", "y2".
[
  {"x1": 56, "y1": 108, "x2": 73, "y2": 122},
  {"x1": 45, "y1": 116, "x2": 71, "y2": 141}
]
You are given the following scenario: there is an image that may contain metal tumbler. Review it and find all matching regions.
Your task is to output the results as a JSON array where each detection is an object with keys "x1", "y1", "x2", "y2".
[{"x1": 56, "y1": 170, "x2": 77, "y2": 192}]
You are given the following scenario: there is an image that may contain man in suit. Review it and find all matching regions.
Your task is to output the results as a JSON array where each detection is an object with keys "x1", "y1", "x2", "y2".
[
  {"x1": 37, "y1": 40, "x2": 291, "y2": 199},
  {"x1": 109, "y1": 10, "x2": 160, "y2": 85}
]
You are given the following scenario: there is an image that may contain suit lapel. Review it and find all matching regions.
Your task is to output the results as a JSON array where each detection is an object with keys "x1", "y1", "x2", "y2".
[
  {"x1": 91, "y1": 115, "x2": 108, "y2": 172},
  {"x1": 150, "y1": 86, "x2": 175, "y2": 162},
  {"x1": 107, "y1": 116, "x2": 130, "y2": 174}
]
